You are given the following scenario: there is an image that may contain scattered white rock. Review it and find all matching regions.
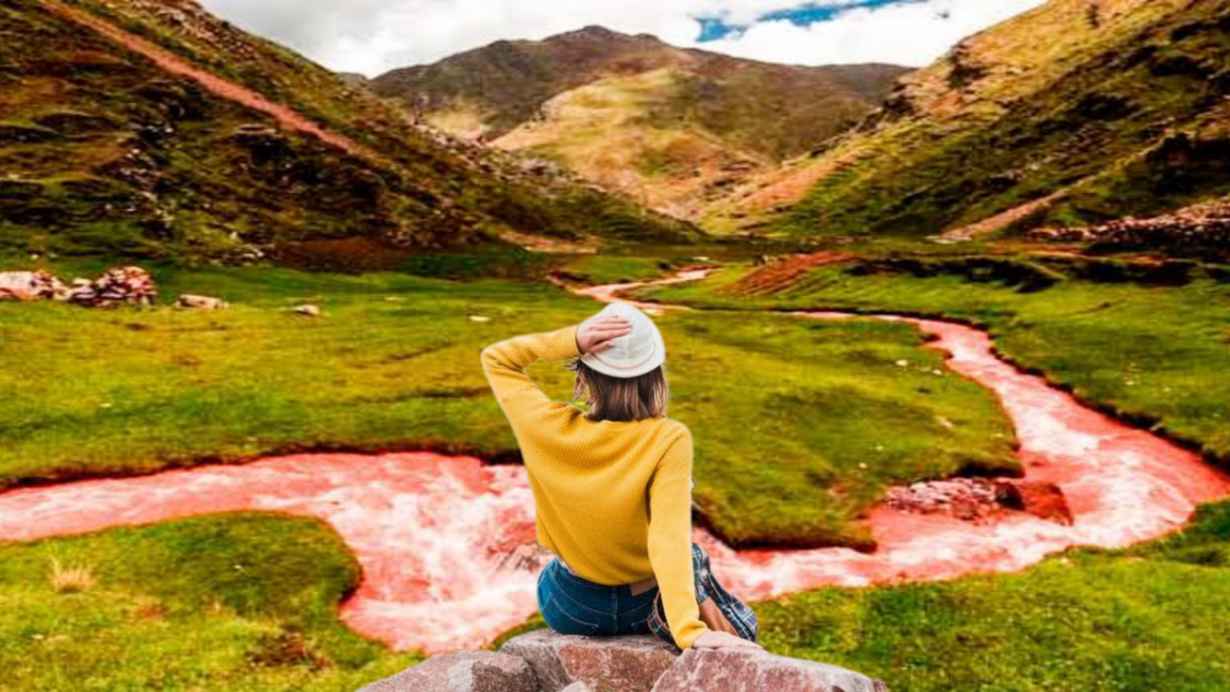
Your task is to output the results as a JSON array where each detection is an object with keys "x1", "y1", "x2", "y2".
[{"x1": 176, "y1": 294, "x2": 228, "y2": 310}]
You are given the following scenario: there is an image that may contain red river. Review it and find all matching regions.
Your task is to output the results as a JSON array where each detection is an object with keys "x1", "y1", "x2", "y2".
[{"x1": 1, "y1": 271, "x2": 1227, "y2": 653}]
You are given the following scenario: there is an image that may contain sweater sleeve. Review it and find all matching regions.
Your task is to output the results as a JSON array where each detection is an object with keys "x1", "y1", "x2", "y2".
[
  {"x1": 480, "y1": 325, "x2": 581, "y2": 435},
  {"x1": 648, "y1": 427, "x2": 707, "y2": 649}
]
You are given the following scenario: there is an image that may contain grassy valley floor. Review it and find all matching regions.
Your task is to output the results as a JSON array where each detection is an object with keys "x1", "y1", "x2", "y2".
[
  {"x1": 0, "y1": 513, "x2": 419, "y2": 691},
  {"x1": 5, "y1": 498, "x2": 1228, "y2": 690},
  {"x1": 0, "y1": 258, "x2": 1016, "y2": 549},
  {"x1": 757, "y1": 499, "x2": 1230, "y2": 691},
  {"x1": 4, "y1": 253, "x2": 1229, "y2": 690},
  {"x1": 640, "y1": 257, "x2": 1230, "y2": 465}
]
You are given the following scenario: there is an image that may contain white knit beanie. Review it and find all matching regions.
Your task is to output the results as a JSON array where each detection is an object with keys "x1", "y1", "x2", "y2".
[{"x1": 579, "y1": 301, "x2": 666, "y2": 378}]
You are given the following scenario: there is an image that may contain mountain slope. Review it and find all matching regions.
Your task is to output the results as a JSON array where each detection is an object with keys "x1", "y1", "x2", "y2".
[
  {"x1": 0, "y1": 1, "x2": 698, "y2": 266},
  {"x1": 708, "y1": 0, "x2": 1230, "y2": 239},
  {"x1": 372, "y1": 27, "x2": 906, "y2": 219}
]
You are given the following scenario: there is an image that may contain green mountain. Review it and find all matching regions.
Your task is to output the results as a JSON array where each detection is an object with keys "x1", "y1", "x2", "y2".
[
  {"x1": 0, "y1": 0, "x2": 698, "y2": 267},
  {"x1": 708, "y1": 0, "x2": 1230, "y2": 240},
  {"x1": 371, "y1": 27, "x2": 906, "y2": 219}
]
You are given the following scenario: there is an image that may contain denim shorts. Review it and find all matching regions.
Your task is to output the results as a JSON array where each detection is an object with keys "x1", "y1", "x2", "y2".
[
  {"x1": 536, "y1": 558, "x2": 657, "y2": 636},
  {"x1": 536, "y1": 543, "x2": 757, "y2": 647}
]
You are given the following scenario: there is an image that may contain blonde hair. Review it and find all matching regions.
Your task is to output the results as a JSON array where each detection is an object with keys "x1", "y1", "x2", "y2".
[{"x1": 570, "y1": 360, "x2": 669, "y2": 422}]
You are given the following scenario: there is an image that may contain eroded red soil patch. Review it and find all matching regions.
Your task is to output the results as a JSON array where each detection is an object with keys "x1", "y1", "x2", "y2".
[{"x1": 730, "y1": 252, "x2": 855, "y2": 295}]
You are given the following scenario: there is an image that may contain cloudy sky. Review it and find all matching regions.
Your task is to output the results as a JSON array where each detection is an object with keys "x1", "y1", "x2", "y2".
[{"x1": 200, "y1": 0, "x2": 1046, "y2": 77}]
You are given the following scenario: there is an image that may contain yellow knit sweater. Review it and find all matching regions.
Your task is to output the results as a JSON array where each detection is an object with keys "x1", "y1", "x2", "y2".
[{"x1": 480, "y1": 325, "x2": 706, "y2": 649}]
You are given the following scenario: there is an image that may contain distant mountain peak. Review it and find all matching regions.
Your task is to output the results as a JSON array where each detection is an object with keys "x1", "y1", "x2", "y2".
[
  {"x1": 371, "y1": 29, "x2": 909, "y2": 220},
  {"x1": 547, "y1": 25, "x2": 658, "y2": 43},
  {"x1": 573, "y1": 24, "x2": 618, "y2": 36}
]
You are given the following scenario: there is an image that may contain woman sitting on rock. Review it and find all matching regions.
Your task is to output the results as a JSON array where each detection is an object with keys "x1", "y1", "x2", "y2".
[{"x1": 481, "y1": 301, "x2": 759, "y2": 651}]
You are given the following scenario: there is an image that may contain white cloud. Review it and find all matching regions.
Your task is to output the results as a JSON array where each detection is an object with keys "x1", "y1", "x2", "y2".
[
  {"x1": 700, "y1": 0, "x2": 1047, "y2": 66},
  {"x1": 199, "y1": 0, "x2": 1046, "y2": 76}
]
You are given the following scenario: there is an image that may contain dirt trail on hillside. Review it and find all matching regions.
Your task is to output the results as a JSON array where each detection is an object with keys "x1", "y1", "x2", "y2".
[
  {"x1": 41, "y1": 0, "x2": 375, "y2": 161},
  {"x1": 940, "y1": 190, "x2": 1068, "y2": 241},
  {"x1": 1, "y1": 270, "x2": 1227, "y2": 653}
]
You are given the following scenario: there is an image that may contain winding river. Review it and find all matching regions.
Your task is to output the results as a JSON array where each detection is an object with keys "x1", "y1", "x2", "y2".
[{"x1": 1, "y1": 270, "x2": 1226, "y2": 653}]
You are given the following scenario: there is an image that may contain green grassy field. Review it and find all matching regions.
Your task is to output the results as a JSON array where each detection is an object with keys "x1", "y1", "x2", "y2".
[
  {"x1": 0, "y1": 513, "x2": 418, "y2": 691},
  {"x1": 641, "y1": 258, "x2": 1230, "y2": 464},
  {"x1": 555, "y1": 254, "x2": 677, "y2": 284},
  {"x1": 757, "y1": 499, "x2": 1230, "y2": 691},
  {"x1": 0, "y1": 259, "x2": 1015, "y2": 548}
]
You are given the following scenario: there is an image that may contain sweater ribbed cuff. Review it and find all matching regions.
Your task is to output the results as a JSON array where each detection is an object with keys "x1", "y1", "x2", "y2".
[{"x1": 541, "y1": 324, "x2": 581, "y2": 361}]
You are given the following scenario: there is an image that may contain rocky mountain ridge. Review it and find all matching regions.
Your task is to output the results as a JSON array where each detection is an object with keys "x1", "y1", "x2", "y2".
[
  {"x1": 0, "y1": 0, "x2": 698, "y2": 267},
  {"x1": 706, "y1": 0, "x2": 1230, "y2": 242},
  {"x1": 373, "y1": 27, "x2": 906, "y2": 220}
]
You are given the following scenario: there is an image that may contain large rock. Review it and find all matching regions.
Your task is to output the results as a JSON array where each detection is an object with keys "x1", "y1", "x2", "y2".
[
  {"x1": 652, "y1": 648, "x2": 887, "y2": 692},
  {"x1": 0, "y1": 270, "x2": 65, "y2": 301},
  {"x1": 499, "y1": 631, "x2": 677, "y2": 692},
  {"x1": 995, "y1": 480, "x2": 1074, "y2": 525},
  {"x1": 358, "y1": 651, "x2": 537, "y2": 692}
]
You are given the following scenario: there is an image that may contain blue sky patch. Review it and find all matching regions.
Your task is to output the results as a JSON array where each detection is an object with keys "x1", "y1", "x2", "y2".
[{"x1": 696, "y1": 0, "x2": 929, "y2": 42}]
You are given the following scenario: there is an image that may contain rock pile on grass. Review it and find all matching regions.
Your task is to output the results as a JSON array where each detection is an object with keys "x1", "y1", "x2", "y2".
[
  {"x1": 361, "y1": 630, "x2": 886, "y2": 692},
  {"x1": 1029, "y1": 197, "x2": 1230, "y2": 257},
  {"x1": 66, "y1": 266, "x2": 157, "y2": 307},
  {"x1": 0, "y1": 266, "x2": 156, "y2": 307}
]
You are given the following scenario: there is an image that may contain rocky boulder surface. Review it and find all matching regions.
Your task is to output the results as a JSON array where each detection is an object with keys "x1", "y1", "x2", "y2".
[
  {"x1": 362, "y1": 631, "x2": 887, "y2": 692},
  {"x1": 358, "y1": 650, "x2": 537, "y2": 692},
  {"x1": 997, "y1": 481, "x2": 1074, "y2": 526},
  {"x1": 501, "y1": 631, "x2": 678, "y2": 692},
  {"x1": 654, "y1": 647, "x2": 887, "y2": 692}
]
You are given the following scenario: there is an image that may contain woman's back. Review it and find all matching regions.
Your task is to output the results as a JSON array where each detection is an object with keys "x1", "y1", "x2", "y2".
[
  {"x1": 480, "y1": 320, "x2": 704, "y2": 648},
  {"x1": 520, "y1": 412, "x2": 690, "y2": 586}
]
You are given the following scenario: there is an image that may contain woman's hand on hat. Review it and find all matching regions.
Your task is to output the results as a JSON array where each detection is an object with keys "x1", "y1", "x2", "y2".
[{"x1": 576, "y1": 316, "x2": 632, "y2": 355}]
